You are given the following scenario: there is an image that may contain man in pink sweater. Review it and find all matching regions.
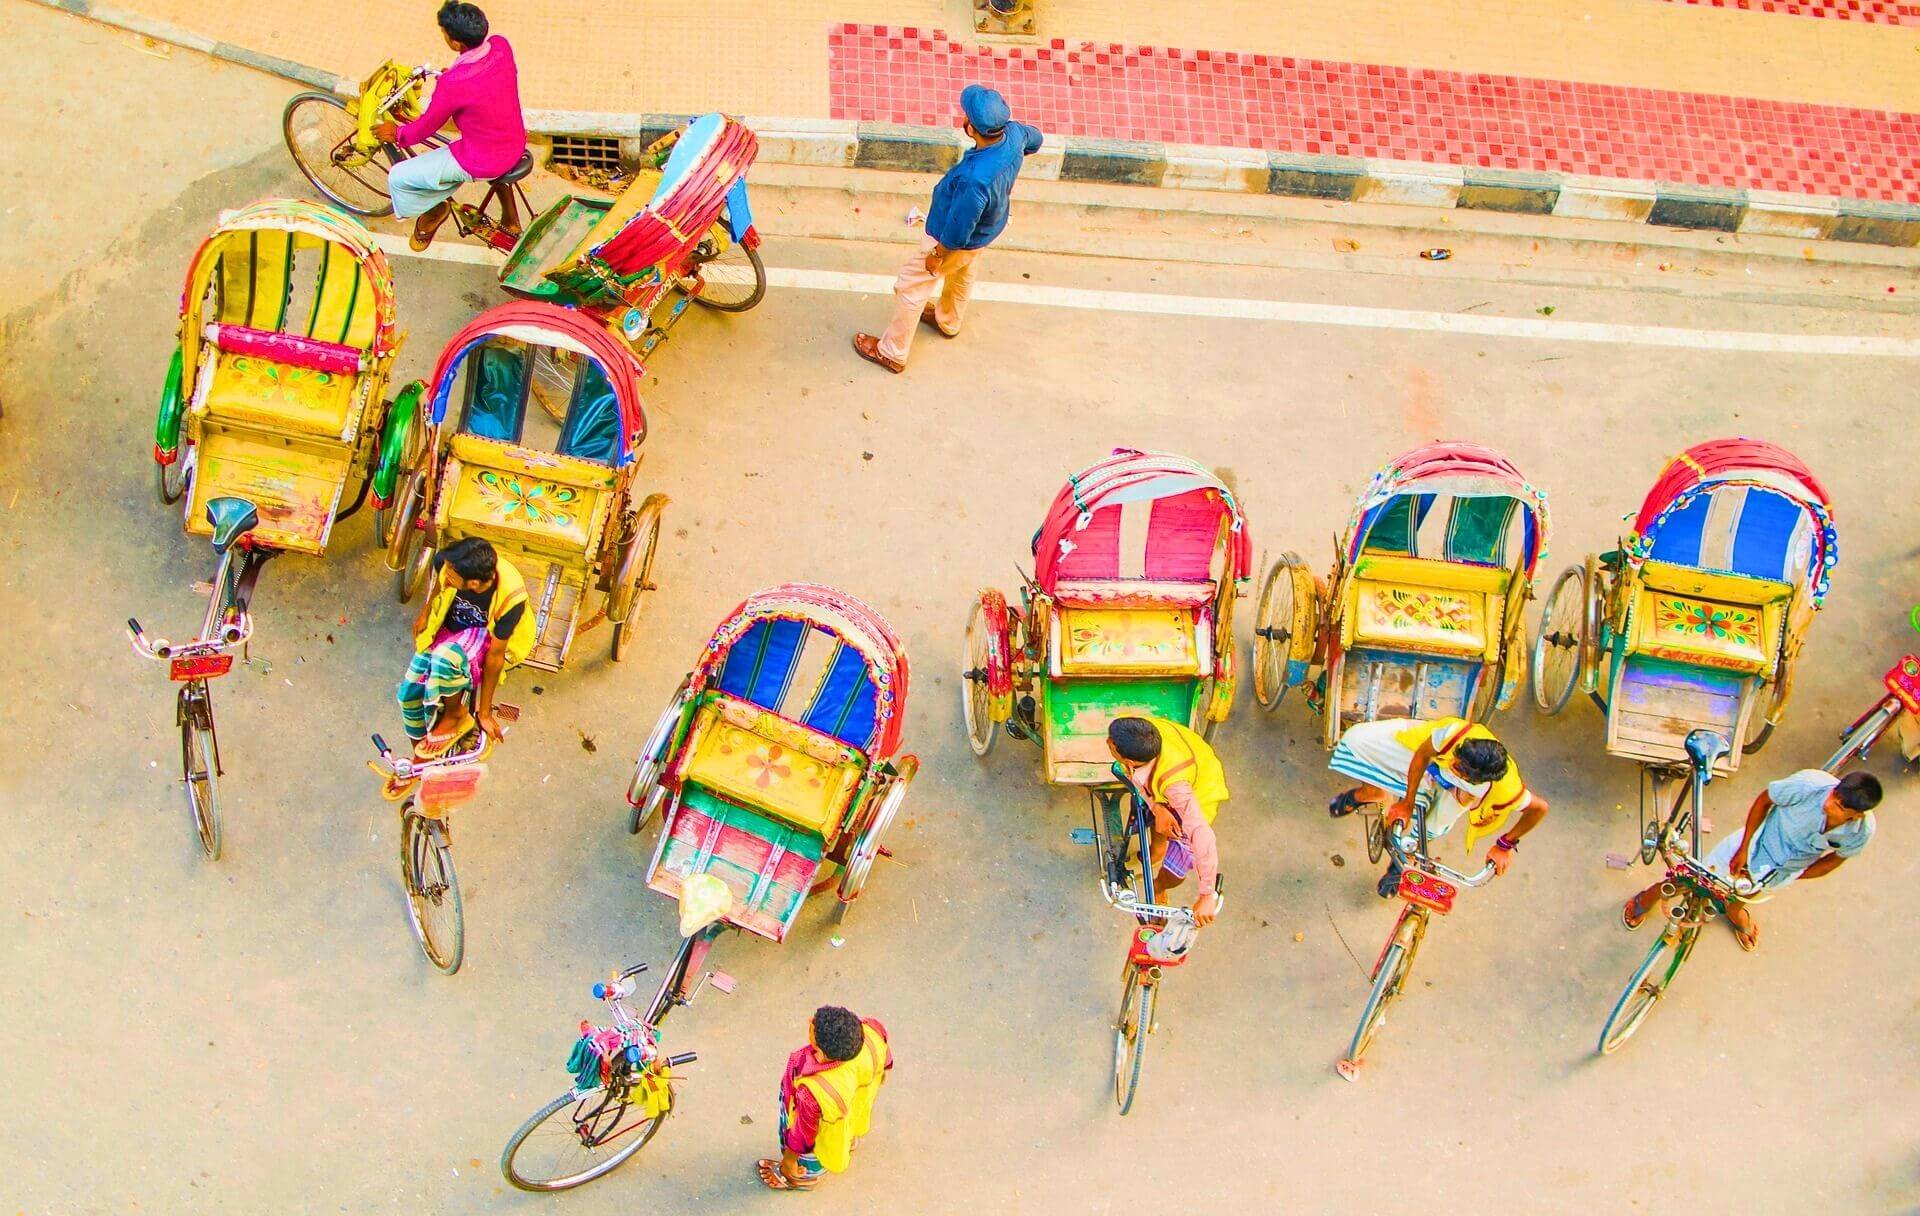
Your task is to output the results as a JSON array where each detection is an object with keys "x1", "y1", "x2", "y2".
[{"x1": 372, "y1": 2, "x2": 527, "y2": 250}]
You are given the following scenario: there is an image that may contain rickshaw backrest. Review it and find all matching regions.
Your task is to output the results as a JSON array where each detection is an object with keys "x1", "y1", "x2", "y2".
[
  {"x1": 1625, "y1": 560, "x2": 1792, "y2": 676},
  {"x1": 1051, "y1": 488, "x2": 1228, "y2": 586},
  {"x1": 1360, "y1": 494, "x2": 1517, "y2": 567},
  {"x1": 716, "y1": 618, "x2": 880, "y2": 748},
  {"x1": 214, "y1": 230, "x2": 381, "y2": 351},
  {"x1": 457, "y1": 342, "x2": 623, "y2": 464},
  {"x1": 1644, "y1": 486, "x2": 1812, "y2": 584},
  {"x1": 1341, "y1": 553, "x2": 1508, "y2": 661},
  {"x1": 674, "y1": 691, "x2": 867, "y2": 843}
]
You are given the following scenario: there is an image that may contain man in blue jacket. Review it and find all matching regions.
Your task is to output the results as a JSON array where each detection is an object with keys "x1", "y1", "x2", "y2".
[{"x1": 854, "y1": 84, "x2": 1043, "y2": 373}]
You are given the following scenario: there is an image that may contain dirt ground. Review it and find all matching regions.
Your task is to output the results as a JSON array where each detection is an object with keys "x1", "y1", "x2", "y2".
[{"x1": 3, "y1": 5, "x2": 1918, "y2": 1213}]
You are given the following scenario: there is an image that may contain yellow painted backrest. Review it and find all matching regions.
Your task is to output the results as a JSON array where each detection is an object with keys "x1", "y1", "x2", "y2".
[{"x1": 678, "y1": 693, "x2": 866, "y2": 842}]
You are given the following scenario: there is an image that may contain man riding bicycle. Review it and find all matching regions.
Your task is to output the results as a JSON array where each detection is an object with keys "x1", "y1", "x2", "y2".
[
  {"x1": 1327, "y1": 716, "x2": 1551, "y2": 897},
  {"x1": 1107, "y1": 717, "x2": 1225, "y2": 928}
]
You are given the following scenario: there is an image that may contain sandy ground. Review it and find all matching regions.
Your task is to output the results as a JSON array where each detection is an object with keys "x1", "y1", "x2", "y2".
[{"x1": 3, "y1": 6, "x2": 1918, "y2": 1213}]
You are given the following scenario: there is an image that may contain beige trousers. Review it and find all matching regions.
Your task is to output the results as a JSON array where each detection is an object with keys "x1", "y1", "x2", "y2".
[{"x1": 876, "y1": 235, "x2": 981, "y2": 363}]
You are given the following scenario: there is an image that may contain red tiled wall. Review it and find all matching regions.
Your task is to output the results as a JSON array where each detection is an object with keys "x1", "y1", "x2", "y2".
[
  {"x1": 1662, "y1": 0, "x2": 1920, "y2": 27},
  {"x1": 828, "y1": 24, "x2": 1920, "y2": 202}
]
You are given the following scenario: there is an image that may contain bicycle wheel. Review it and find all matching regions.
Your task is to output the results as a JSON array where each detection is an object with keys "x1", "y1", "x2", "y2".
[
  {"x1": 1338, "y1": 918, "x2": 1420, "y2": 1080},
  {"x1": 1597, "y1": 924, "x2": 1700, "y2": 1055},
  {"x1": 400, "y1": 811, "x2": 464, "y2": 974},
  {"x1": 501, "y1": 1088, "x2": 666, "y2": 1191},
  {"x1": 1112, "y1": 967, "x2": 1154, "y2": 1115},
  {"x1": 687, "y1": 224, "x2": 766, "y2": 312},
  {"x1": 283, "y1": 92, "x2": 396, "y2": 217},
  {"x1": 1251, "y1": 553, "x2": 1312, "y2": 710},
  {"x1": 1364, "y1": 811, "x2": 1386, "y2": 865},
  {"x1": 961, "y1": 598, "x2": 1001, "y2": 757},
  {"x1": 180, "y1": 692, "x2": 222, "y2": 861}
]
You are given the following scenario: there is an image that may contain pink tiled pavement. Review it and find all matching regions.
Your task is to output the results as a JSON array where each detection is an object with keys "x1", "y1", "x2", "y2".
[
  {"x1": 1660, "y1": 0, "x2": 1920, "y2": 26},
  {"x1": 828, "y1": 24, "x2": 1920, "y2": 203}
]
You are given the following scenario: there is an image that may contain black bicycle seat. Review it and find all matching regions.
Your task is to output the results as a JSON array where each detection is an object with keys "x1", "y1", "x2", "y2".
[
  {"x1": 493, "y1": 150, "x2": 535, "y2": 185},
  {"x1": 205, "y1": 496, "x2": 260, "y2": 553}
]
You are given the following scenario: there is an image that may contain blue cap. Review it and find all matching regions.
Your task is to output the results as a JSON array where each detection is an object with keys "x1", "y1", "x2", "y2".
[{"x1": 960, "y1": 84, "x2": 1010, "y2": 135}]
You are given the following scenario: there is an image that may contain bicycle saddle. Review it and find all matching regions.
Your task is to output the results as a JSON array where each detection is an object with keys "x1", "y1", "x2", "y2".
[
  {"x1": 492, "y1": 150, "x2": 535, "y2": 185},
  {"x1": 1683, "y1": 729, "x2": 1730, "y2": 777},
  {"x1": 205, "y1": 496, "x2": 261, "y2": 553}
]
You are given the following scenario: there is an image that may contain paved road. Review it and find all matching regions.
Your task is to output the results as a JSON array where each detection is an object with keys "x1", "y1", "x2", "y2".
[{"x1": 4, "y1": 8, "x2": 1917, "y2": 1213}]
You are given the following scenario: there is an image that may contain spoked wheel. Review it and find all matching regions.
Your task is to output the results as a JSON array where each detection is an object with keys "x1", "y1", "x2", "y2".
[
  {"x1": 531, "y1": 348, "x2": 583, "y2": 423},
  {"x1": 1251, "y1": 553, "x2": 1314, "y2": 710},
  {"x1": 686, "y1": 221, "x2": 767, "y2": 312},
  {"x1": 157, "y1": 452, "x2": 192, "y2": 506},
  {"x1": 386, "y1": 471, "x2": 432, "y2": 603},
  {"x1": 1531, "y1": 563, "x2": 1591, "y2": 714},
  {"x1": 500, "y1": 1088, "x2": 666, "y2": 1192},
  {"x1": 1364, "y1": 811, "x2": 1386, "y2": 865},
  {"x1": 283, "y1": 92, "x2": 396, "y2": 217},
  {"x1": 180, "y1": 693, "x2": 222, "y2": 861},
  {"x1": 608, "y1": 495, "x2": 667, "y2": 663},
  {"x1": 400, "y1": 809, "x2": 464, "y2": 974},
  {"x1": 1638, "y1": 769, "x2": 1687, "y2": 866},
  {"x1": 627, "y1": 685, "x2": 689, "y2": 834},
  {"x1": 1597, "y1": 924, "x2": 1699, "y2": 1055},
  {"x1": 1742, "y1": 678, "x2": 1788, "y2": 755},
  {"x1": 833, "y1": 757, "x2": 914, "y2": 925},
  {"x1": 1112, "y1": 966, "x2": 1154, "y2": 1115},
  {"x1": 961, "y1": 595, "x2": 1010, "y2": 757},
  {"x1": 1338, "y1": 915, "x2": 1421, "y2": 1081}
]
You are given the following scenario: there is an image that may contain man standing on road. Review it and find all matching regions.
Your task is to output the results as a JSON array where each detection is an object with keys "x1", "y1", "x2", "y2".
[
  {"x1": 1622, "y1": 769, "x2": 1882, "y2": 950},
  {"x1": 759, "y1": 1005, "x2": 893, "y2": 1191},
  {"x1": 1107, "y1": 717, "x2": 1225, "y2": 928},
  {"x1": 853, "y1": 84, "x2": 1043, "y2": 374}
]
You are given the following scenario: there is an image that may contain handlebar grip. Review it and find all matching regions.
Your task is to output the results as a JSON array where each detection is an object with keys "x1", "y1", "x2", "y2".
[
  {"x1": 127, "y1": 617, "x2": 143, "y2": 634},
  {"x1": 667, "y1": 1051, "x2": 698, "y2": 1067},
  {"x1": 1213, "y1": 875, "x2": 1224, "y2": 896},
  {"x1": 372, "y1": 734, "x2": 389, "y2": 755}
]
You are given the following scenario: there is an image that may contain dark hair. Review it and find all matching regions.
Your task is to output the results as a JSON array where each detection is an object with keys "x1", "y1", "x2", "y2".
[
  {"x1": 437, "y1": 1, "x2": 489, "y2": 48},
  {"x1": 1452, "y1": 737, "x2": 1510, "y2": 784},
  {"x1": 437, "y1": 535, "x2": 497, "y2": 582},
  {"x1": 1108, "y1": 718, "x2": 1162, "y2": 763},
  {"x1": 813, "y1": 1005, "x2": 864, "y2": 1062},
  {"x1": 1835, "y1": 771, "x2": 1883, "y2": 812}
]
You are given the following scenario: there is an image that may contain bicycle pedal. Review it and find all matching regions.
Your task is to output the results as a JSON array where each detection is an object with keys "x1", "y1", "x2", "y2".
[
  {"x1": 1069, "y1": 827, "x2": 1097, "y2": 845},
  {"x1": 494, "y1": 702, "x2": 523, "y2": 723},
  {"x1": 708, "y1": 971, "x2": 737, "y2": 995},
  {"x1": 1335, "y1": 1058, "x2": 1362, "y2": 1083}
]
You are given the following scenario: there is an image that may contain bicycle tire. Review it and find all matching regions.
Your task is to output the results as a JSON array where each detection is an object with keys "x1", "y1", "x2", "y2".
[
  {"x1": 1364, "y1": 811, "x2": 1386, "y2": 865},
  {"x1": 1340, "y1": 923, "x2": 1419, "y2": 1079},
  {"x1": 687, "y1": 231, "x2": 766, "y2": 312},
  {"x1": 283, "y1": 91, "x2": 396, "y2": 217},
  {"x1": 181, "y1": 694, "x2": 221, "y2": 861},
  {"x1": 1113, "y1": 968, "x2": 1154, "y2": 1115},
  {"x1": 1597, "y1": 923, "x2": 1699, "y2": 1055},
  {"x1": 500, "y1": 1089, "x2": 666, "y2": 1192},
  {"x1": 157, "y1": 448, "x2": 191, "y2": 506},
  {"x1": 401, "y1": 811, "x2": 464, "y2": 974}
]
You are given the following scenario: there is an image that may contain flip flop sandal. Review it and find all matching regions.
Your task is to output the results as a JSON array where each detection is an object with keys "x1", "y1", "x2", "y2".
[
  {"x1": 1622, "y1": 895, "x2": 1653, "y2": 931},
  {"x1": 369, "y1": 760, "x2": 418, "y2": 802},
  {"x1": 1328, "y1": 790, "x2": 1364, "y2": 819},
  {"x1": 1731, "y1": 919, "x2": 1759, "y2": 952},
  {"x1": 756, "y1": 1160, "x2": 815, "y2": 1192}
]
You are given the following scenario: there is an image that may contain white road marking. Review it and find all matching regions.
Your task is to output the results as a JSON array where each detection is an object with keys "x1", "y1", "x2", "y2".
[{"x1": 369, "y1": 232, "x2": 1920, "y2": 357}]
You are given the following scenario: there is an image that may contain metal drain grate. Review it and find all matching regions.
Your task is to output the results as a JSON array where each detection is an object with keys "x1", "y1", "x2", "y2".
[{"x1": 548, "y1": 135, "x2": 622, "y2": 172}]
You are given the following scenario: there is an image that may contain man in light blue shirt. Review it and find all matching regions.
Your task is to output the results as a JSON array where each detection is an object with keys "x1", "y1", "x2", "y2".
[
  {"x1": 854, "y1": 84, "x2": 1044, "y2": 373},
  {"x1": 1623, "y1": 769, "x2": 1883, "y2": 950}
]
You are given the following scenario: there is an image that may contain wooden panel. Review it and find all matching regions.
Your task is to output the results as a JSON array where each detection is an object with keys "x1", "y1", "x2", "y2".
[
  {"x1": 1335, "y1": 648, "x2": 1476, "y2": 732},
  {"x1": 1605, "y1": 657, "x2": 1747, "y2": 770},
  {"x1": 646, "y1": 786, "x2": 823, "y2": 943},
  {"x1": 1040, "y1": 676, "x2": 1195, "y2": 786},
  {"x1": 186, "y1": 423, "x2": 350, "y2": 555}
]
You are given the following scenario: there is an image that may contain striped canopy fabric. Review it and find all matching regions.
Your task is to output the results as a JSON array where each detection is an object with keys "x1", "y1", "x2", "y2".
[
  {"x1": 1344, "y1": 441, "x2": 1550, "y2": 578},
  {"x1": 1031, "y1": 448, "x2": 1252, "y2": 593}
]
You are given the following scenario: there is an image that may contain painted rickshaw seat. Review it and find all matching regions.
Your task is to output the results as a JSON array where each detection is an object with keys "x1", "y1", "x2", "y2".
[
  {"x1": 1053, "y1": 604, "x2": 1205, "y2": 677},
  {"x1": 439, "y1": 433, "x2": 615, "y2": 558},
  {"x1": 1341, "y1": 553, "x2": 1508, "y2": 660},
  {"x1": 205, "y1": 496, "x2": 260, "y2": 553},
  {"x1": 674, "y1": 691, "x2": 867, "y2": 842},
  {"x1": 1623, "y1": 561, "x2": 1791, "y2": 676}
]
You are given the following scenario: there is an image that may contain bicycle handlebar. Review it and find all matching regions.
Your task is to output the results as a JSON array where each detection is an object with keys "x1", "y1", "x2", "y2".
[
  {"x1": 1384, "y1": 821, "x2": 1496, "y2": 887},
  {"x1": 367, "y1": 727, "x2": 497, "y2": 782},
  {"x1": 126, "y1": 613, "x2": 253, "y2": 662},
  {"x1": 1102, "y1": 879, "x2": 1224, "y2": 925}
]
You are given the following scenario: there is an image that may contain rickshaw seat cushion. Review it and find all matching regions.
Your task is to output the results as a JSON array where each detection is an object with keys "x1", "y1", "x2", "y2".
[
  {"x1": 1625, "y1": 586, "x2": 1781, "y2": 675},
  {"x1": 201, "y1": 350, "x2": 362, "y2": 439},
  {"x1": 676, "y1": 692, "x2": 866, "y2": 840},
  {"x1": 1052, "y1": 605, "x2": 1204, "y2": 676},
  {"x1": 1343, "y1": 555, "x2": 1506, "y2": 659},
  {"x1": 206, "y1": 324, "x2": 365, "y2": 375},
  {"x1": 1051, "y1": 578, "x2": 1217, "y2": 609}
]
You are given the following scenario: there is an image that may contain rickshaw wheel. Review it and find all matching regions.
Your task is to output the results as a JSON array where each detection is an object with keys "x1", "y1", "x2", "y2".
[
  {"x1": 962, "y1": 595, "x2": 1012, "y2": 757},
  {"x1": 1195, "y1": 676, "x2": 1222, "y2": 741},
  {"x1": 627, "y1": 681, "x2": 690, "y2": 834},
  {"x1": 1251, "y1": 553, "x2": 1314, "y2": 710},
  {"x1": 1530, "y1": 564, "x2": 1590, "y2": 715},
  {"x1": 156, "y1": 449, "x2": 192, "y2": 507},
  {"x1": 834, "y1": 757, "x2": 914, "y2": 925},
  {"x1": 386, "y1": 470, "x2": 432, "y2": 602},
  {"x1": 530, "y1": 349, "x2": 581, "y2": 423},
  {"x1": 609, "y1": 495, "x2": 668, "y2": 662},
  {"x1": 283, "y1": 92, "x2": 395, "y2": 218},
  {"x1": 687, "y1": 223, "x2": 766, "y2": 313}
]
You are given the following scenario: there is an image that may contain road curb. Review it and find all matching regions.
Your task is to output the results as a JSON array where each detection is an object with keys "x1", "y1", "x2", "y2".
[{"x1": 36, "y1": 0, "x2": 1920, "y2": 250}]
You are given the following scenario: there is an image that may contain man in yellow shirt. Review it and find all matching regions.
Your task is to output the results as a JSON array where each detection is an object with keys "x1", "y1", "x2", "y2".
[
  {"x1": 1107, "y1": 716, "x2": 1225, "y2": 927},
  {"x1": 394, "y1": 536, "x2": 534, "y2": 769},
  {"x1": 1328, "y1": 716, "x2": 1550, "y2": 898}
]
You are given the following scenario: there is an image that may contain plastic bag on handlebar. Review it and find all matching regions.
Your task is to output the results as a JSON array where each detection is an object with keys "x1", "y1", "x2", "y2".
[{"x1": 565, "y1": 1035, "x2": 605, "y2": 1091}]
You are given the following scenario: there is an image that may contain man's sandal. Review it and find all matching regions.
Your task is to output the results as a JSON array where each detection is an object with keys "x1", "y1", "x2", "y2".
[
  {"x1": 852, "y1": 333, "x2": 905, "y2": 374},
  {"x1": 756, "y1": 1159, "x2": 816, "y2": 1192},
  {"x1": 1328, "y1": 790, "x2": 1365, "y2": 819},
  {"x1": 1622, "y1": 892, "x2": 1655, "y2": 930},
  {"x1": 1728, "y1": 912, "x2": 1759, "y2": 952},
  {"x1": 919, "y1": 305, "x2": 959, "y2": 338}
]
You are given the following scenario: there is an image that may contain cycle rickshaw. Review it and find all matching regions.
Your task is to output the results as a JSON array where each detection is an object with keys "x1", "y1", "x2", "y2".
[
  {"x1": 1249, "y1": 441, "x2": 1550, "y2": 860},
  {"x1": 1530, "y1": 438, "x2": 1837, "y2": 859},
  {"x1": 385, "y1": 301, "x2": 667, "y2": 670},
  {"x1": 498, "y1": 585, "x2": 914, "y2": 1190},
  {"x1": 134, "y1": 198, "x2": 417, "y2": 859},
  {"x1": 286, "y1": 71, "x2": 767, "y2": 362},
  {"x1": 958, "y1": 448, "x2": 1250, "y2": 1113}
]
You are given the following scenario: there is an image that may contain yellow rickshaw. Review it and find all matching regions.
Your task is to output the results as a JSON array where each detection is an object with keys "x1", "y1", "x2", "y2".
[{"x1": 385, "y1": 300, "x2": 666, "y2": 668}]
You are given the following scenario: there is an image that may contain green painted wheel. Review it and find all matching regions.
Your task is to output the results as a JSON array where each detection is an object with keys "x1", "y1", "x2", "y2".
[{"x1": 155, "y1": 349, "x2": 190, "y2": 505}]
